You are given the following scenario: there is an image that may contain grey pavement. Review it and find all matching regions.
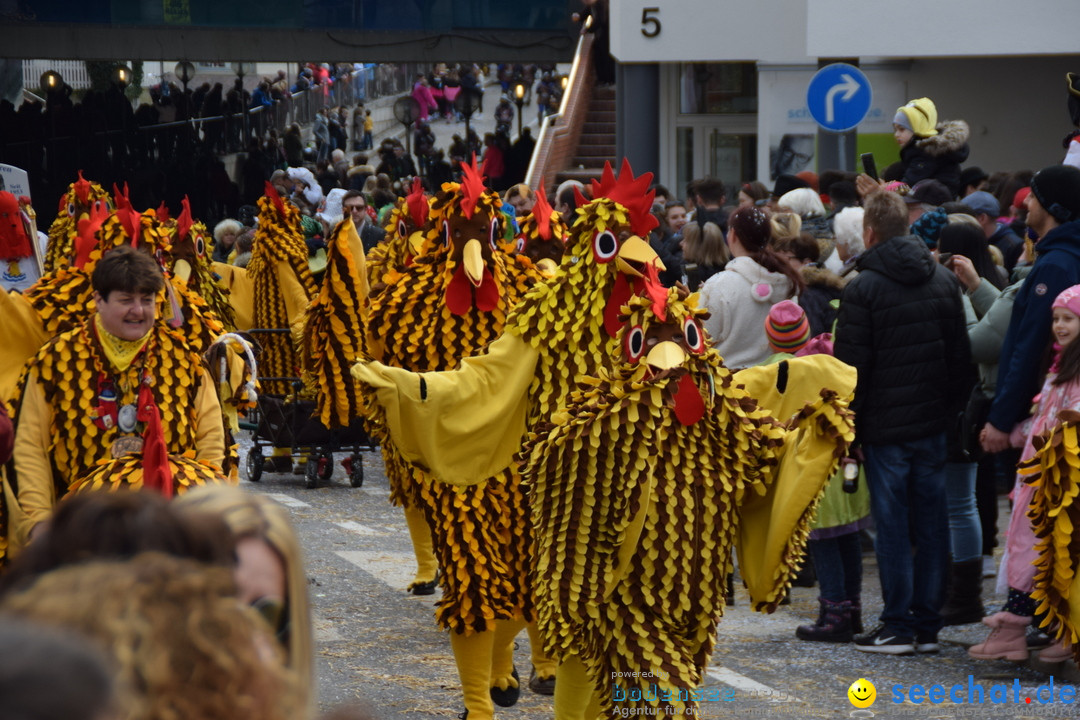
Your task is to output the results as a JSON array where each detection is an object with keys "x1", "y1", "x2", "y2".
[{"x1": 236, "y1": 430, "x2": 1080, "y2": 720}]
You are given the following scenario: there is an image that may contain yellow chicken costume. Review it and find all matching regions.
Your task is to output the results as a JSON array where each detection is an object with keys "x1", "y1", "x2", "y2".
[
  {"x1": 300, "y1": 216, "x2": 369, "y2": 430},
  {"x1": 520, "y1": 288, "x2": 855, "y2": 719},
  {"x1": 366, "y1": 177, "x2": 429, "y2": 294},
  {"x1": 246, "y1": 184, "x2": 318, "y2": 396},
  {"x1": 43, "y1": 171, "x2": 112, "y2": 272},
  {"x1": 169, "y1": 197, "x2": 237, "y2": 332},
  {"x1": 513, "y1": 188, "x2": 568, "y2": 277},
  {"x1": 353, "y1": 160, "x2": 668, "y2": 710},
  {"x1": 1018, "y1": 411, "x2": 1080, "y2": 663},
  {"x1": 1, "y1": 247, "x2": 229, "y2": 566},
  {"x1": 360, "y1": 158, "x2": 542, "y2": 720}
]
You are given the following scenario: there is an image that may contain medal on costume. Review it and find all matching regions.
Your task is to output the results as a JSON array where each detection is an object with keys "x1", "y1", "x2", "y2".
[
  {"x1": 117, "y1": 403, "x2": 138, "y2": 433},
  {"x1": 110, "y1": 435, "x2": 144, "y2": 458}
]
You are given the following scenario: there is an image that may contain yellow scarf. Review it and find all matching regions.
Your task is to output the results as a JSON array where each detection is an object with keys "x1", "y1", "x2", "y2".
[{"x1": 94, "y1": 315, "x2": 152, "y2": 371}]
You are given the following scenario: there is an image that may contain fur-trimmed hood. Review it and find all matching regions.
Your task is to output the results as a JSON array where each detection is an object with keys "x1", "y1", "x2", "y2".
[
  {"x1": 802, "y1": 264, "x2": 845, "y2": 291},
  {"x1": 915, "y1": 119, "x2": 970, "y2": 158}
]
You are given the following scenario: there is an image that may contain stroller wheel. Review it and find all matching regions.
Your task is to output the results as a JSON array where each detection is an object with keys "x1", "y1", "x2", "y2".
[
  {"x1": 304, "y1": 457, "x2": 319, "y2": 489},
  {"x1": 318, "y1": 450, "x2": 334, "y2": 481},
  {"x1": 349, "y1": 453, "x2": 364, "y2": 488},
  {"x1": 246, "y1": 447, "x2": 264, "y2": 482}
]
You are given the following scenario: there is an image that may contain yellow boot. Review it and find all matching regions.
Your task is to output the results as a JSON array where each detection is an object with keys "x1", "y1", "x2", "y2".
[
  {"x1": 448, "y1": 629, "x2": 496, "y2": 720},
  {"x1": 490, "y1": 617, "x2": 525, "y2": 707},
  {"x1": 554, "y1": 654, "x2": 600, "y2": 720},
  {"x1": 526, "y1": 621, "x2": 557, "y2": 695},
  {"x1": 403, "y1": 505, "x2": 439, "y2": 594}
]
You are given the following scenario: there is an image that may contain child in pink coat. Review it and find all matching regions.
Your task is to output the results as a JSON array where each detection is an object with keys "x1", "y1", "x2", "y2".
[{"x1": 970, "y1": 284, "x2": 1080, "y2": 663}]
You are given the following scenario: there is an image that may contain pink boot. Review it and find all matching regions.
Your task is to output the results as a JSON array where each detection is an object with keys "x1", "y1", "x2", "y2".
[
  {"x1": 1038, "y1": 639, "x2": 1073, "y2": 663},
  {"x1": 968, "y1": 612, "x2": 1031, "y2": 661}
]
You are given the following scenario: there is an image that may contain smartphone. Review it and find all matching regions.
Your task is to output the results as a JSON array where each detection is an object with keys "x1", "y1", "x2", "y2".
[
  {"x1": 860, "y1": 153, "x2": 878, "y2": 181},
  {"x1": 938, "y1": 252, "x2": 954, "y2": 266}
]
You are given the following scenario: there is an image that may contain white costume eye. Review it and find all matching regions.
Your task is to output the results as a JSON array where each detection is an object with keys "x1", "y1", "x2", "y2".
[
  {"x1": 684, "y1": 318, "x2": 704, "y2": 354},
  {"x1": 443, "y1": 220, "x2": 451, "y2": 247},
  {"x1": 489, "y1": 218, "x2": 499, "y2": 251},
  {"x1": 625, "y1": 325, "x2": 645, "y2": 362},
  {"x1": 398, "y1": 220, "x2": 407, "y2": 238},
  {"x1": 592, "y1": 230, "x2": 618, "y2": 263}
]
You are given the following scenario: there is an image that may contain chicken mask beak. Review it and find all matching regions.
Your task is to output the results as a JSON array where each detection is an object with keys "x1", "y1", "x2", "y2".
[
  {"x1": 536, "y1": 258, "x2": 558, "y2": 275},
  {"x1": 462, "y1": 237, "x2": 485, "y2": 286},
  {"x1": 645, "y1": 340, "x2": 686, "y2": 372},
  {"x1": 407, "y1": 231, "x2": 425, "y2": 255},
  {"x1": 173, "y1": 258, "x2": 192, "y2": 284},
  {"x1": 616, "y1": 235, "x2": 665, "y2": 277}
]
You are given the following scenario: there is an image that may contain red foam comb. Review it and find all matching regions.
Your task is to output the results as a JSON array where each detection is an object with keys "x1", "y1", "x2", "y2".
[
  {"x1": 156, "y1": 201, "x2": 170, "y2": 223},
  {"x1": 264, "y1": 181, "x2": 286, "y2": 219},
  {"x1": 460, "y1": 154, "x2": 486, "y2": 220},
  {"x1": 176, "y1": 196, "x2": 193, "y2": 242},
  {"x1": 589, "y1": 159, "x2": 658, "y2": 237},
  {"x1": 406, "y1": 177, "x2": 428, "y2": 229},
  {"x1": 642, "y1": 263, "x2": 668, "y2": 322},
  {"x1": 532, "y1": 184, "x2": 554, "y2": 240},
  {"x1": 111, "y1": 183, "x2": 140, "y2": 245},
  {"x1": 74, "y1": 170, "x2": 91, "y2": 205}
]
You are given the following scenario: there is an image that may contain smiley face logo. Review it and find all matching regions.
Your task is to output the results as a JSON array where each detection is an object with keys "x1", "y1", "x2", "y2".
[{"x1": 848, "y1": 678, "x2": 876, "y2": 708}]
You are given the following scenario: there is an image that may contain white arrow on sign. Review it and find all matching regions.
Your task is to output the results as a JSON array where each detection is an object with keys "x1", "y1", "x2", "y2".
[{"x1": 824, "y1": 73, "x2": 860, "y2": 124}]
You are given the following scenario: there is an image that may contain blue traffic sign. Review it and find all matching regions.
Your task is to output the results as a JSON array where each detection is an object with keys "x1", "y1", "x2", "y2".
[{"x1": 806, "y1": 63, "x2": 872, "y2": 133}]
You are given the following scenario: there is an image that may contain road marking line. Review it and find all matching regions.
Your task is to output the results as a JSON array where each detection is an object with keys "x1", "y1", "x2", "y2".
[
  {"x1": 335, "y1": 520, "x2": 386, "y2": 536},
  {"x1": 336, "y1": 550, "x2": 420, "y2": 591},
  {"x1": 358, "y1": 486, "x2": 390, "y2": 498},
  {"x1": 265, "y1": 493, "x2": 311, "y2": 509},
  {"x1": 706, "y1": 667, "x2": 800, "y2": 703}
]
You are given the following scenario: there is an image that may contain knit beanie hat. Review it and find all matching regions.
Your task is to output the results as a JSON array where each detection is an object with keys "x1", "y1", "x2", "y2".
[
  {"x1": 1053, "y1": 284, "x2": 1080, "y2": 319},
  {"x1": 1029, "y1": 165, "x2": 1080, "y2": 224},
  {"x1": 910, "y1": 206, "x2": 948, "y2": 249},
  {"x1": 765, "y1": 300, "x2": 811, "y2": 353},
  {"x1": 895, "y1": 98, "x2": 938, "y2": 138}
]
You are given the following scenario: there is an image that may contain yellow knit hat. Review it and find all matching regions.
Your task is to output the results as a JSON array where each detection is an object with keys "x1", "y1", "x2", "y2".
[{"x1": 896, "y1": 97, "x2": 938, "y2": 138}]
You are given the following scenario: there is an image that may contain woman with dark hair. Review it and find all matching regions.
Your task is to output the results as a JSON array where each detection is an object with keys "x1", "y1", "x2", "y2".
[
  {"x1": 737, "y1": 181, "x2": 770, "y2": 208},
  {"x1": 938, "y1": 222, "x2": 1007, "y2": 290},
  {"x1": 699, "y1": 206, "x2": 802, "y2": 369}
]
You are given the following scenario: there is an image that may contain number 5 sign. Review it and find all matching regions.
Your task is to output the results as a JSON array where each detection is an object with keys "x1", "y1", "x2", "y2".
[
  {"x1": 610, "y1": 0, "x2": 812, "y2": 63},
  {"x1": 640, "y1": 7, "x2": 661, "y2": 37}
]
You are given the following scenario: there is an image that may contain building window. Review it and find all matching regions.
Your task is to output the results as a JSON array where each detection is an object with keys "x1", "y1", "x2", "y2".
[{"x1": 679, "y1": 63, "x2": 757, "y2": 115}]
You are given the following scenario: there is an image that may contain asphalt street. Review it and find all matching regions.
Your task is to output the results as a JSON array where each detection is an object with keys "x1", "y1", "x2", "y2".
[{"x1": 236, "y1": 432, "x2": 1080, "y2": 720}]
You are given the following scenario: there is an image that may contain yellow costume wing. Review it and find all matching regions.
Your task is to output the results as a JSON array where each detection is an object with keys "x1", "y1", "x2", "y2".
[
  {"x1": 352, "y1": 332, "x2": 538, "y2": 484},
  {"x1": 733, "y1": 354, "x2": 857, "y2": 611},
  {"x1": 212, "y1": 262, "x2": 253, "y2": 331},
  {"x1": 0, "y1": 290, "x2": 49, "y2": 400}
]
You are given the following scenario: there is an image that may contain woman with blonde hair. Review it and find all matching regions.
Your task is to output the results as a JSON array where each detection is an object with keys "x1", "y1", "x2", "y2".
[
  {"x1": 681, "y1": 220, "x2": 729, "y2": 291},
  {"x1": 0, "y1": 553, "x2": 302, "y2": 720},
  {"x1": 213, "y1": 218, "x2": 243, "y2": 263},
  {"x1": 175, "y1": 485, "x2": 315, "y2": 713}
]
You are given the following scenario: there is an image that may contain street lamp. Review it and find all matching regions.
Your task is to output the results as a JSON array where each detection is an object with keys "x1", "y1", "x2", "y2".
[
  {"x1": 513, "y1": 82, "x2": 525, "y2": 138},
  {"x1": 561, "y1": 75, "x2": 568, "y2": 92},
  {"x1": 39, "y1": 70, "x2": 63, "y2": 94},
  {"x1": 112, "y1": 64, "x2": 131, "y2": 89},
  {"x1": 175, "y1": 60, "x2": 195, "y2": 93}
]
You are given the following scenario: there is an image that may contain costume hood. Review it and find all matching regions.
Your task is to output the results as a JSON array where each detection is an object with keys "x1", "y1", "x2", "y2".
[{"x1": 726, "y1": 256, "x2": 792, "y2": 304}]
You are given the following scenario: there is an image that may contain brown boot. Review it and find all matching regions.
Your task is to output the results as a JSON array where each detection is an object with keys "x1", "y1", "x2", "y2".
[
  {"x1": 968, "y1": 612, "x2": 1030, "y2": 661},
  {"x1": 796, "y1": 599, "x2": 853, "y2": 643}
]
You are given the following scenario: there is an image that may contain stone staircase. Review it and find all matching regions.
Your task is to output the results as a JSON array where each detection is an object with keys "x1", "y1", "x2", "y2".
[{"x1": 554, "y1": 85, "x2": 616, "y2": 188}]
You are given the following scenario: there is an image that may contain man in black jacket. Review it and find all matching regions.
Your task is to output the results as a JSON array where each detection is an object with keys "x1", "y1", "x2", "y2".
[{"x1": 834, "y1": 190, "x2": 971, "y2": 655}]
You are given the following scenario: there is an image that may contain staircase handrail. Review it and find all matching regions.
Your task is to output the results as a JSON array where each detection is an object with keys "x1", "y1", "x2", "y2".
[{"x1": 524, "y1": 28, "x2": 596, "y2": 195}]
